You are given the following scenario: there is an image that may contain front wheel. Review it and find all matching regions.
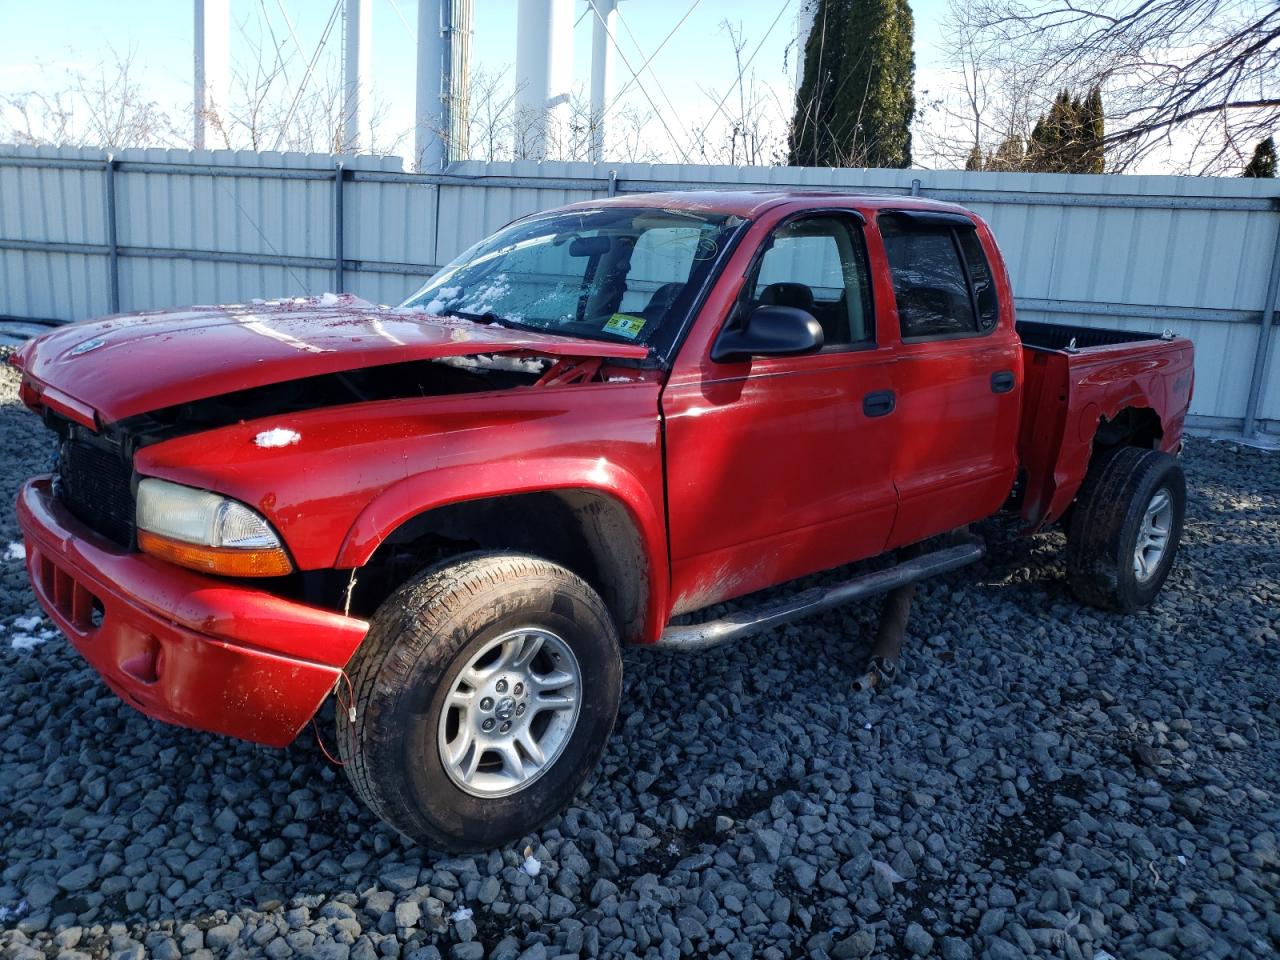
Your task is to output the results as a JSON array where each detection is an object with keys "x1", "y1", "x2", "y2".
[
  {"x1": 1065, "y1": 446, "x2": 1186, "y2": 612},
  {"x1": 337, "y1": 552, "x2": 622, "y2": 850}
]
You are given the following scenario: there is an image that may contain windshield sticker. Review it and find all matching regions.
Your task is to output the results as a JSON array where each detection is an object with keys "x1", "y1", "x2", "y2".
[{"x1": 604, "y1": 313, "x2": 646, "y2": 339}]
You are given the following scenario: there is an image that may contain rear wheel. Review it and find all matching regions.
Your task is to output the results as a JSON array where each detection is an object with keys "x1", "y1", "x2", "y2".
[
  {"x1": 1065, "y1": 446, "x2": 1186, "y2": 612},
  {"x1": 337, "y1": 552, "x2": 622, "y2": 850}
]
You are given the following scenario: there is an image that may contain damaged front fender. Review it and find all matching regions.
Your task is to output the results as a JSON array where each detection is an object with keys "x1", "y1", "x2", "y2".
[{"x1": 133, "y1": 376, "x2": 668, "y2": 579}]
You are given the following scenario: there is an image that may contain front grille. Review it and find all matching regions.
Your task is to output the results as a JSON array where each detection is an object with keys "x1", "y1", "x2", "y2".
[{"x1": 58, "y1": 438, "x2": 136, "y2": 546}]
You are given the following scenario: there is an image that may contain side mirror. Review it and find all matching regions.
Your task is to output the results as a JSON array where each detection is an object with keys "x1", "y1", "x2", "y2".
[{"x1": 711, "y1": 305, "x2": 824, "y2": 363}]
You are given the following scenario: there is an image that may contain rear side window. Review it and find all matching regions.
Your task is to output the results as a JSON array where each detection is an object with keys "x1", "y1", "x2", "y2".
[
  {"x1": 881, "y1": 215, "x2": 999, "y2": 340},
  {"x1": 956, "y1": 230, "x2": 999, "y2": 331}
]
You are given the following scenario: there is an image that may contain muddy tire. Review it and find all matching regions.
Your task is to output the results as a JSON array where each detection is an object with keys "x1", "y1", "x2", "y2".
[
  {"x1": 337, "y1": 552, "x2": 622, "y2": 851},
  {"x1": 1065, "y1": 446, "x2": 1185, "y2": 613}
]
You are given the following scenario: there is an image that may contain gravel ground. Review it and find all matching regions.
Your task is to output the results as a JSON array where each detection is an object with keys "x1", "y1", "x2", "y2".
[{"x1": 1, "y1": 359, "x2": 1278, "y2": 960}]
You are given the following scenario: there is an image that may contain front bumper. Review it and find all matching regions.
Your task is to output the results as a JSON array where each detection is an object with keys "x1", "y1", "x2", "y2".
[{"x1": 16, "y1": 477, "x2": 369, "y2": 747}]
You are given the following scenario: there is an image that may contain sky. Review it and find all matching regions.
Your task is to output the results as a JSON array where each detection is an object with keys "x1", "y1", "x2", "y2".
[{"x1": 0, "y1": 0, "x2": 955, "y2": 165}]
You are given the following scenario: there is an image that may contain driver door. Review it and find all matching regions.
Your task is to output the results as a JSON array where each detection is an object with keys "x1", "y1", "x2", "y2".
[{"x1": 661, "y1": 213, "x2": 900, "y2": 615}]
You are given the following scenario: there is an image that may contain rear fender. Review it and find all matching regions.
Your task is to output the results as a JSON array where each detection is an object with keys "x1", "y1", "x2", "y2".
[{"x1": 1019, "y1": 340, "x2": 1191, "y2": 530}]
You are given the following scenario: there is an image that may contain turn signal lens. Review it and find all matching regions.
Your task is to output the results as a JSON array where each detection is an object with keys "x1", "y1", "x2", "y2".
[
  {"x1": 137, "y1": 530, "x2": 293, "y2": 577},
  {"x1": 136, "y1": 478, "x2": 293, "y2": 577}
]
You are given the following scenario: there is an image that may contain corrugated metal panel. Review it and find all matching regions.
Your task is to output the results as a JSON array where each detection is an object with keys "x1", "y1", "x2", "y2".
[{"x1": 1, "y1": 145, "x2": 1277, "y2": 433}]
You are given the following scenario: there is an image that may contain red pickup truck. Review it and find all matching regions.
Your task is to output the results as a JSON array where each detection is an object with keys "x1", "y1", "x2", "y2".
[{"x1": 14, "y1": 191, "x2": 1193, "y2": 850}]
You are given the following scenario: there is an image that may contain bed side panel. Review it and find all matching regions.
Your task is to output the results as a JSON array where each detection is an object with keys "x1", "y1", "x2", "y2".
[
  {"x1": 1017, "y1": 348, "x2": 1072, "y2": 529},
  {"x1": 1019, "y1": 339, "x2": 1194, "y2": 530}
]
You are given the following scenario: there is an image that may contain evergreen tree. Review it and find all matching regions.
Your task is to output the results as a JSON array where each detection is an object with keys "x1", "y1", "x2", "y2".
[
  {"x1": 991, "y1": 134, "x2": 1026, "y2": 171},
  {"x1": 791, "y1": 0, "x2": 915, "y2": 168},
  {"x1": 1068, "y1": 93, "x2": 1087, "y2": 170},
  {"x1": 1027, "y1": 88, "x2": 1104, "y2": 173},
  {"x1": 1082, "y1": 86, "x2": 1105, "y2": 173},
  {"x1": 1027, "y1": 117, "x2": 1046, "y2": 169},
  {"x1": 1243, "y1": 136, "x2": 1277, "y2": 178},
  {"x1": 1040, "y1": 90, "x2": 1073, "y2": 172}
]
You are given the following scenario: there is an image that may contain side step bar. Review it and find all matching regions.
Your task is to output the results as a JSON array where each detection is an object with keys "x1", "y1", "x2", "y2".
[{"x1": 657, "y1": 541, "x2": 985, "y2": 650}]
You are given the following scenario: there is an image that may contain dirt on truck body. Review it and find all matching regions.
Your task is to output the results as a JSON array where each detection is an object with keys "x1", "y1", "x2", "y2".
[{"x1": 14, "y1": 190, "x2": 1193, "y2": 850}]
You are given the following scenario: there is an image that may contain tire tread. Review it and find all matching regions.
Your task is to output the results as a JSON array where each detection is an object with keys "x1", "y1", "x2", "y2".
[
  {"x1": 1065, "y1": 446, "x2": 1184, "y2": 612},
  {"x1": 336, "y1": 552, "x2": 617, "y2": 848}
]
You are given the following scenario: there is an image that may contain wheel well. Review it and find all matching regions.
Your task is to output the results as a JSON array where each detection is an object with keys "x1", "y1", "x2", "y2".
[
  {"x1": 1094, "y1": 406, "x2": 1163, "y2": 451},
  {"x1": 1053, "y1": 406, "x2": 1164, "y2": 529},
  {"x1": 350, "y1": 490, "x2": 649, "y2": 643}
]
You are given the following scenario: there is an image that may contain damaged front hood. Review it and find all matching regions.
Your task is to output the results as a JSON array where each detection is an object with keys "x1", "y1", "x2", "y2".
[{"x1": 19, "y1": 296, "x2": 649, "y2": 424}]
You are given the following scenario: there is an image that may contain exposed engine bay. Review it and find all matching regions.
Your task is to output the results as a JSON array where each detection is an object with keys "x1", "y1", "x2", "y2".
[{"x1": 120, "y1": 353, "x2": 550, "y2": 442}]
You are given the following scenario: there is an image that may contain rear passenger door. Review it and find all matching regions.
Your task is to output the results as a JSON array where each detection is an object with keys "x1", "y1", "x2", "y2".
[{"x1": 877, "y1": 211, "x2": 1021, "y2": 547}]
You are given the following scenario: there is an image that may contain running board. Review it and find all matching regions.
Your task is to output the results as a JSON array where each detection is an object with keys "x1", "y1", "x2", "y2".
[{"x1": 657, "y1": 542, "x2": 985, "y2": 650}]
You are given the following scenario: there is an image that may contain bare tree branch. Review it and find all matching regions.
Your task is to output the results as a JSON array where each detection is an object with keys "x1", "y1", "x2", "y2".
[{"x1": 949, "y1": 0, "x2": 1280, "y2": 173}]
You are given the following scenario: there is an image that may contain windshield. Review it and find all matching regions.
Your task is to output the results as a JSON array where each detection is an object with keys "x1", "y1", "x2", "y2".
[{"x1": 402, "y1": 206, "x2": 744, "y2": 354}]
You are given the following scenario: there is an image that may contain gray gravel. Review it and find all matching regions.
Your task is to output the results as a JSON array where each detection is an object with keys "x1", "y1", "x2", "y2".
[{"x1": 1, "y1": 359, "x2": 1278, "y2": 960}]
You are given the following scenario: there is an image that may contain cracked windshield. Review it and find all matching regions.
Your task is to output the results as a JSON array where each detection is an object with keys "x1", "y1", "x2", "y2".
[{"x1": 403, "y1": 207, "x2": 744, "y2": 348}]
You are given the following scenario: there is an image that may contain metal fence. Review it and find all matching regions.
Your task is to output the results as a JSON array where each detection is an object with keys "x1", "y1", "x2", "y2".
[{"x1": 2, "y1": 144, "x2": 1278, "y2": 438}]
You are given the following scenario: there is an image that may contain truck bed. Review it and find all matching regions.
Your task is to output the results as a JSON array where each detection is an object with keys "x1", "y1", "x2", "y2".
[
  {"x1": 1015, "y1": 319, "x2": 1194, "y2": 532},
  {"x1": 1016, "y1": 319, "x2": 1167, "y2": 352}
]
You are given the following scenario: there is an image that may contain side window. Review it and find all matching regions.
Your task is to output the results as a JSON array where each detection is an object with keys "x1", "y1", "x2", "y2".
[
  {"x1": 880, "y1": 219, "x2": 978, "y2": 339},
  {"x1": 956, "y1": 229, "x2": 1000, "y2": 331},
  {"x1": 880, "y1": 217, "x2": 1001, "y2": 340},
  {"x1": 746, "y1": 216, "x2": 874, "y2": 348}
]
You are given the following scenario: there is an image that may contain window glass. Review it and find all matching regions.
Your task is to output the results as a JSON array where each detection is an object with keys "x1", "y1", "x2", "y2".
[
  {"x1": 956, "y1": 229, "x2": 1000, "y2": 331},
  {"x1": 881, "y1": 220, "x2": 979, "y2": 339},
  {"x1": 746, "y1": 216, "x2": 873, "y2": 347},
  {"x1": 617, "y1": 226, "x2": 703, "y2": 319},
  {"x1": 403, "y1": 207, "x2": 742, "y2": 351}
]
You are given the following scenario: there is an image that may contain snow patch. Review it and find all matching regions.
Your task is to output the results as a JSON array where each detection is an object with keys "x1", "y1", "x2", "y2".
[
  {"x1": 11, "y1": 632, "x2": 49, "y2": 651},
  {"x1": 14, "y1": 615, "x2": 42, "y2": 631},
  {"x1": 318, "y1": 292, "x2": 342, "y2": 306},
  {"x1": 449, "y1": 907, "x2": 473, "y2": 922},
  {"x1": 521, "y1": 855, "x2": 541, "y2": 877},
  {"x1": 254, "y1": 428, "x2": 301, "y2": 449},
  {"x1": 4, "y1": 541, "x2": 24, "y2": 561}
]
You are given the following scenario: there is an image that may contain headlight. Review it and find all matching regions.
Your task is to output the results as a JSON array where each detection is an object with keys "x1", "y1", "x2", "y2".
[{"x1": 135, "y1": 478, "x2": 293, "y2": 577}]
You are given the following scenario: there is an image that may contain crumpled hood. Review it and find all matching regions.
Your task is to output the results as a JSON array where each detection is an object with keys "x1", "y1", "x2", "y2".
[{"x1": 18, "y1": 295, "x2": 649, "y2": 424}]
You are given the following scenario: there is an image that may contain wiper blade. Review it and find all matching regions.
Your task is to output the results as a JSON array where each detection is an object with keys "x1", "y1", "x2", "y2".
[
  {"x1": 428, "y1": 306, "x2": 604, "y2": 341},
  {"x1": 445, "y1": 309, "x2": 545, "y2": 334},
  {"x1": 439, "y1": 309, "x2": 503, "y2": 325}
]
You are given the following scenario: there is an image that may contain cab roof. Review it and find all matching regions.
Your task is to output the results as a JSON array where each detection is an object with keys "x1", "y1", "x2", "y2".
[{"x1": 555, "y1": 189, "x2": 975, "y2": 220}]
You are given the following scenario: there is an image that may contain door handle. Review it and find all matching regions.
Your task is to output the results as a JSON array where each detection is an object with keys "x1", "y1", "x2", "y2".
[
  {"x1": 862, "y1": 390, "x2": 896, "y2": 417},
  {"x1": 990, "y1": 370, "x2": 1016, "y2": 394}
]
